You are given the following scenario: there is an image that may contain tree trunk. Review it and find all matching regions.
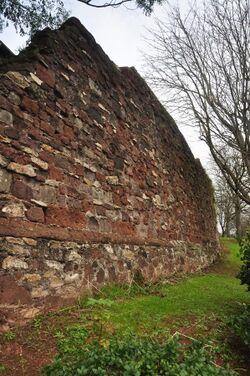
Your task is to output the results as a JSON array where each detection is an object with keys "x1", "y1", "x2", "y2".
[{"x1": 235, "y1": 195, "x2": 241, "y2": 239}]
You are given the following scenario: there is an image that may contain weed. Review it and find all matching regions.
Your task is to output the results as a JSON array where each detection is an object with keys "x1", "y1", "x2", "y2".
[
  {"x1": 42, "y1": 335, "x2": 238, "y2": 376},
  {"x1": 0, "y1": 364, "x2": 6, "y2": 373},
  {"x1": 32, "y1": 317, "x2": 43, "y2": 330},
  {"x1": 4, "y1": 330, "x2": 16, "y2": 341},
  {"x1": 54, "y1": 324, "x2": 88, "y2": 354}
]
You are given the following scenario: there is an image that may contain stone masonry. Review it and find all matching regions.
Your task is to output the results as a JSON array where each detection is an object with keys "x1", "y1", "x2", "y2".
[{"x1": 0, "y1": 18, "x2": 219, "y2": 323}]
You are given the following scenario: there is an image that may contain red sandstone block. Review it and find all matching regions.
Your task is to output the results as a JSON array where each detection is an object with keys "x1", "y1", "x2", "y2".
[
  {"x1": 72, "y1": 163, "x2": 84, "y2": 177},
  {"x1": 35, "y1": 64, "x2": 56, "y2": 88},
  {"x1": 0, "y1": 275, "x2": 32, "y2": 304},
  {"x1": 12, "y1": 107, "x2": 24, "y2": 120},
  {"x1": 46, "y1": 106, "x2": 57, "y2": 118},
  {"x1": 0, "y1": 144, "x2": 30, "y2": 165},
  {"x1": 58, "y1": 134, "x2": 70, "y2": 145},
  {"x1": 48, "y1": 165, "x2": 64, "y2": 181},
  {"x1": 113, "y1": 192, "x2": 129, "y2": 206},
  {"x1": 4, "y1": 127, "x2": 20, "y2": 140},
  {"x1": 39, "y1": 110, "x2": 49, "y2": 121},
  {"x1": 28, "y1": 127, "x2": 44, "y2": 141},
  {"x1": 46, "y1": 206, "x2": 86, "y2": 229},
  {"x1": 112, "y1": 221, "x2": 135, "y2": 236},
  {"x1": 35, "y1": 174, "x2": 46, "y2": 183},
  {"x1": 21, "y1": 96, "x2": 39, "y2": 114},
  {"x1": 26, "y1": 207, "x2": 45, "y2": 223},
  {"x1": 12, "y1": 179, "x2": 33, "y2": 200},
  {"x1": 40, "y1": 120, "x2": 54, "y2": 136},
  {"x1": 39, "y1": 151, "x2": 54, "y2": 164},
  {"x1": 19, "y1": 136, "x2": 39, "y2": 150},
  {"x1": 81, "y1": 199, "x2": 92, "y2": 212},
  {"x1": 95, "y1": 172, "x2": 105, "y2": 182},
  {"x1": 63, "y1": 125, "x2": 75, "y2": 141}
]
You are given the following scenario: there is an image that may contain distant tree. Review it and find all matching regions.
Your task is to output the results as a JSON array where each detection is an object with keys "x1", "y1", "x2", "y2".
[
  {"x1": 144, "y1": 0, "x2": 250, "y2": 205},
  {"x1": 211, "y1": 153, "x2": 249, "y2": 238},
  {"x1": 0, "y1": 0, "x2": 164, "y2": 36},
  {"x1": 214, "y1": 175, "x2": 235, "y2": 237}
]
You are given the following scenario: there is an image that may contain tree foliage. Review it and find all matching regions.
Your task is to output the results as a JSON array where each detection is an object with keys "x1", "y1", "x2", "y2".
[
  {"x1": 0, "y1": 0, "x2": 164, "y2": 36},
  {"x1": 78, "y1": 0, "x2": 164, "y2": 14},
  {"x1": 144, "y1": 0, "x2": 250, "y2": 204},
  {"x1": 0, "y1": 0, "x2": 70, "y2": 36},
  {"x1": 238, "y1": 232, "x2": 250, "y2": 291}
]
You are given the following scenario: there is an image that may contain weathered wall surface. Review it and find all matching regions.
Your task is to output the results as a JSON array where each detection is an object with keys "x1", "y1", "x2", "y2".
[{"x1": 0, "y1": 18, "x2": 219, "y2": 322}]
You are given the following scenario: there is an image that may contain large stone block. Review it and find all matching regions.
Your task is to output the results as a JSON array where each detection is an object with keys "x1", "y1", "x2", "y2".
[
  {"x1": 0, "y1": 109, "x2": 13, "y2": 125},
  {"x1": 8, "y1": 162, "x2": 36, "y2": 177},
  {"x1": 0, "y1": 168, "x2": 12, "y2": 193},
  {"x1": 2, "y1": 256, "x2": 28, "y2": 270}
]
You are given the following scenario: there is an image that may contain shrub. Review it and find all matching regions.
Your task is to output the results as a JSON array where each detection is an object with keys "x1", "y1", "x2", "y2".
[
  {"x1": 42, "y1": 335, "x2": 238, "y2": 376},
  {"x1": 229, "y1": 304, "x2": 250, "y2": 349},
  {"x1": 238, "y1": 231, "x2": 250, "y2": 291}
]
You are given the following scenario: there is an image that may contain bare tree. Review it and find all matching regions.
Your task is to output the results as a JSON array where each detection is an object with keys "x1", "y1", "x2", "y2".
[
  {"x1": 214, "y1": 175, "x2": 235, "y2": 237},
  {"x1": 144, "y1": 0, "x2": 250, "y2": 204},
  {"x1": 210, "y1": 153, "x2": 249, "y2": 237},
  {"x1": 240, "y1": 208, "x2": 250, "y2": 235}
]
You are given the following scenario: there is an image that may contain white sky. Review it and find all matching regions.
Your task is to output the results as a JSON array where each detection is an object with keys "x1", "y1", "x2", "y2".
[{"x1": 0, "y1": 0, "x2": 210, "y2": 168}]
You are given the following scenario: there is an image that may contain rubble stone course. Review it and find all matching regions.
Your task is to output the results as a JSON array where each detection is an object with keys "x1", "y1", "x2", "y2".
[{"x1": 0, "y1": 18, "x2": 219, "y2": 323}]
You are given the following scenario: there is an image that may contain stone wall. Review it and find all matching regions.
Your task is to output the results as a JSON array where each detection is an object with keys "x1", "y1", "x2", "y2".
[{"x1": 0, "y1": 18, "x2": 219, "y2": 323}]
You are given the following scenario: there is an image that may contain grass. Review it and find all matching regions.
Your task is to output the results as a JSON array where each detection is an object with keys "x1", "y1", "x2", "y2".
[
  {"x1": 221, "y1": 237, "x2": 242, "y2": 270},
  {"x1": 92, "y1": 238, "x2": 249, "y2": 335},
  {"x1": 107, "y1": 275, "x2": 249, "y2": 334}
]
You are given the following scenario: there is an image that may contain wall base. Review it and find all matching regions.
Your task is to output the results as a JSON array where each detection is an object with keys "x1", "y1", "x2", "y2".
[{"x1": 0, "y1": 236, "x2": 219, "y2": 330}]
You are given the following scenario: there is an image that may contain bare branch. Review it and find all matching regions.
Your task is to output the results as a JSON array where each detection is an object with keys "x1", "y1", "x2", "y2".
[{"x1": 144, "y1": 0, "x2": 250, "y2": 204}]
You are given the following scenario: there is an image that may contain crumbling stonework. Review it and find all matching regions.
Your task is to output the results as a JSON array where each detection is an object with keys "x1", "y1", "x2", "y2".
[{"x1": 0, "y1": 18, "x2": 219, "y2": 323}]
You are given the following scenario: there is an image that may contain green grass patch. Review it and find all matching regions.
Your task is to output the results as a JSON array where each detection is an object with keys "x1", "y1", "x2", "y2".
[
  {"x1": 221, "y1": 237, "x2": 242, "y2": 270},
  {"x1": 106, "y1": 275, "x2": 250, "y2": 335}
]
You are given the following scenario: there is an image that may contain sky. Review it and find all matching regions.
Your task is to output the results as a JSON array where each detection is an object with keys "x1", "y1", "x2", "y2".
[{"x1": 0, "y1": 0, "x2": 211, "y2": 168}]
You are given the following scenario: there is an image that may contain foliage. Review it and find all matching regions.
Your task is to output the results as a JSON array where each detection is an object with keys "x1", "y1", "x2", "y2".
[
  {"x1": 76, "y1": 1, "x2": 164, "y2": 15},
  {"x1": 54, "y1": 325, "x2": 88, "y2": 354},
  {"x1": 0, "y1": 0, "x2": 164, "y2": 36},
  {"x1": 0, "y1": 364, "x2": 6, "y2": 373},
  {"x1": 229, "y1": 303, "x2": 250, "y2": 348},
  {"x1": 3, "y1": 330, "x2": 16, "y2": 341},
  {"x1": 42, "y1": 335, "x2": 238, "y2": 376},
  {"x1": 238, "y1": 232, "x2": 250, "y2": 291},
  {"x1": 0, "y1": 0, "x2": 69, "y2": 36}
]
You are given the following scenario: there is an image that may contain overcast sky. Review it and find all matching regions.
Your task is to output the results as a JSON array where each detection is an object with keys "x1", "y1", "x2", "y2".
[{"x1": 0, "y1": 0, "x2": 210, "y2": 168}]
